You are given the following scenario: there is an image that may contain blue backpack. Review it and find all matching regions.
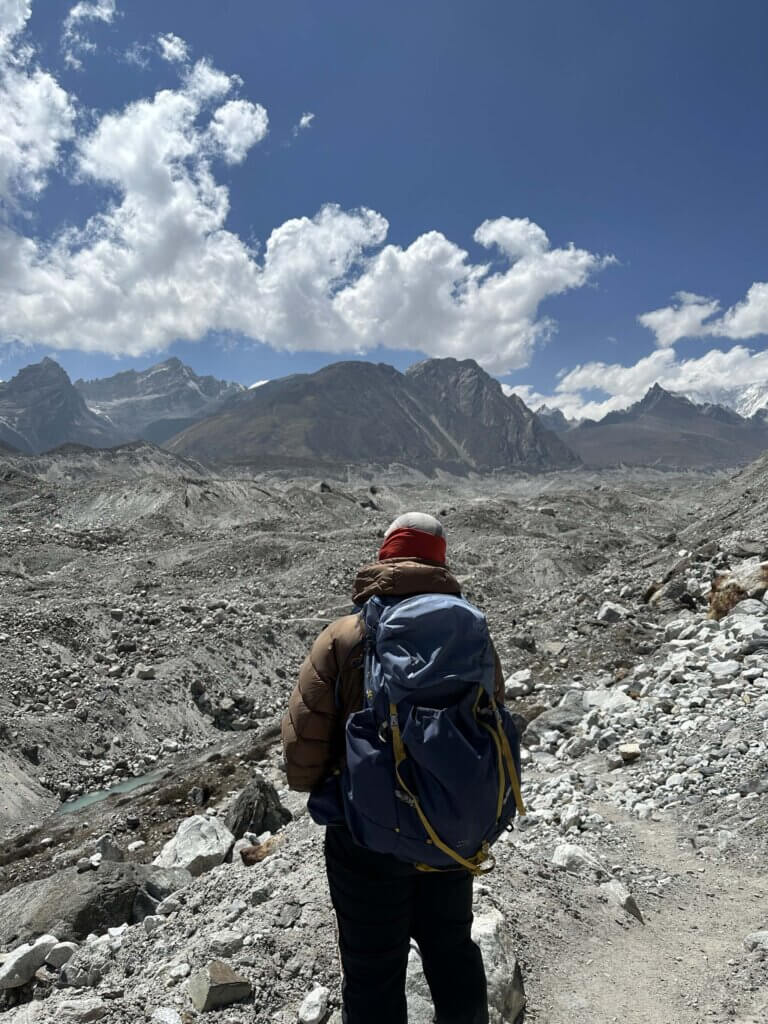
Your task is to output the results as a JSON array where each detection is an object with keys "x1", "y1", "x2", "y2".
[{"x1": 309, "y1": 593, "x2": 525, "y2": 873}]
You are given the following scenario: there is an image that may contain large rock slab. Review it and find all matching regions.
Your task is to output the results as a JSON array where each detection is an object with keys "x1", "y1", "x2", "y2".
[
  {"x1": 0, "y1": 863, "x2": 190, "y2": 945},
  {"x1": 224, "y1": 775, "x2": 292, "y2": 840},
  {"x1": 0, "y1": 934, "x2": 58, "y2": 989},
  {"x1": 153, "y1": 815, "x2": 234, "y2": 877}
]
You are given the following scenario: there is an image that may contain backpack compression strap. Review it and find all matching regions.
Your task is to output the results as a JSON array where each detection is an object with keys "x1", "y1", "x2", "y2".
[
  {"x1": 388, "y1": 700, "x2": 495, "y2": 875},
  {"x1": 493, "y1": 704, "x2": 526, "y2": 817}
]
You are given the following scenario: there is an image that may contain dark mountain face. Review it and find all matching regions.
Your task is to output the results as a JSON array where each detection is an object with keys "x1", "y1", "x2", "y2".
[
  {"x1": 167, "y1": 357, "x2": 580, "y2": 472},
  {"x1": 564, "y1": 384, "x2": 768, "y2": 468},
  {"x1": 405, "y1": 359, "x2": 580, "y2": 471},
  {"x1": 0, "y1": 359, "x2": 121, "y2": 454},
  {"x1": 75, "y1": 358, "x2": 244, "y2": 441}
]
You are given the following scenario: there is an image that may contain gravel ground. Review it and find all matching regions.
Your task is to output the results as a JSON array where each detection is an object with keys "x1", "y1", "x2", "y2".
[{"x1": 1, "y1": 444, "x2": 766, "y2": 1023}]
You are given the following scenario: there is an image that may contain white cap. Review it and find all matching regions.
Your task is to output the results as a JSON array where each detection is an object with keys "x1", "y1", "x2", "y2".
[{"x1": 384, "y1": 512, "x2": 445, "y2": 538}]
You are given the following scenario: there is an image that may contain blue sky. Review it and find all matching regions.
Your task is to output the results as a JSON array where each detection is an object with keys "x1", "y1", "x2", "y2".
[{"x1": 1, "y1": 0, "x2": 767, "y2": 417}]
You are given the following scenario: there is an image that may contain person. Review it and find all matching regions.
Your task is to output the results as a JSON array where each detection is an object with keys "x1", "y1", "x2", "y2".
[{"x1": 282, "y1": 512, "x2": 507, "y2": 1024}]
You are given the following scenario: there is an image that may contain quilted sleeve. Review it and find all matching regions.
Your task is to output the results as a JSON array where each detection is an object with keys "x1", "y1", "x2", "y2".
[{"x1": 281, "y1": 624, "x2": 342, "y2": 792}]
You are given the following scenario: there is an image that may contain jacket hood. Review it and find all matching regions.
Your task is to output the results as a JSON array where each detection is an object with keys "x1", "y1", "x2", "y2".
[{"x1": 352, "y1": 558, "x2": 461, "y2": 605}]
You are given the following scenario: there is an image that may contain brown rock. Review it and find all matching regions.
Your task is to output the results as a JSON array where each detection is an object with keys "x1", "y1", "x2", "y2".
[{"x1": 187, "y1": 960, "x2": 252, "y2": 1012}]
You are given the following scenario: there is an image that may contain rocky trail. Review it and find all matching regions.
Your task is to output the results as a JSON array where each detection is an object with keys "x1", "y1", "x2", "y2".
[{"x1": 1, "y1": 444, "x2": 767, "y2": 1023}]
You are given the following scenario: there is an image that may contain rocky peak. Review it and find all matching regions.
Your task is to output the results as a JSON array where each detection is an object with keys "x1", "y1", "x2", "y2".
[{"x1": 7, "y1": 357, "x2": 70, "y2": 395}]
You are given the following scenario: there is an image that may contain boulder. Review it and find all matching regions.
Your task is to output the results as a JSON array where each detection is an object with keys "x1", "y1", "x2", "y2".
[
  {"x1": 89, "y1": 834, "x2": 123, "y2": 863},
  {"x1": 0, "y1": 863, "x2": 191, "y2": 945},
  {"x1": 552, "y1": 843, "x2": 603, "y2": 874},
  {"x1": 58, "y1": 998, "x2": 108, "y2": 1021},
  {"x1": 472, "y1": 909, "x2": 525, "y2": 1023},
  {"x1": 596, "y1": 601, "x2": 630, "y2": 623},
  {"x1": 186, "y1": 960, "x2": 252, "y2": 1012},
  {"x1": 600, "y1": 879, "x2": 644, "y2": 923},
  {"x1": 224, "y1": 775, "x2": 292, "y2": 840},
  {"x1": 504, "y1": 669, "x2": 534, "y2": 700},
  {"x1": 46, "y1": 941, "x2": 79, "y2": 969},
  {"x1": 523, "y1": 703, "x2": 584, "y2": 745},
  {"x1": 153, "y1": 815, "x2": 234, "y2": 877},
  {"x1": 0, "y1": 934, "x2": 58, "y2": 989}
]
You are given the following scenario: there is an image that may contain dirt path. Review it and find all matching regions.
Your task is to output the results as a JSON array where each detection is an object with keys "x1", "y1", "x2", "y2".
[{"x1": 524, "y1": 814, "x2": 767, "y2": 1024}]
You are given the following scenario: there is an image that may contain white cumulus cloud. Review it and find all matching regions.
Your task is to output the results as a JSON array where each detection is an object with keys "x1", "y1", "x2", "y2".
[
  {"x1": 158, "y1": 32, "x2": 188, "y2": 64},
  {"x1": 510, "y1": 343, "x2": 768, "y2": 420},
  {"x1": 208, "y1": 99, "x2": 268, "y2": 163},
  {"x1": 638, "y1": 291, "x2": 721, "y2": 348},
  {"x1": 0, "y1": 0, "x2": 31, "y2": 57},
  {"x1": 639, "y1": 284, "x2": 768, "y2": 347},
  {"x1": 0, "y1": 4, "x2": 75, "y2": 202},
  {"x1": 0, "y1": 12, "x2": 612, "y2": 372}
]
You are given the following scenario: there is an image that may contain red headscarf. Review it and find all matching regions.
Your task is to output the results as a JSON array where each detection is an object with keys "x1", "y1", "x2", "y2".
[{"x1": 378, "y1": 527, "x2": 447, "y2": 564}]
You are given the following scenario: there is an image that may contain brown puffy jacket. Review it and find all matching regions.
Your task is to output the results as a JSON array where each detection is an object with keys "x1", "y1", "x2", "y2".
[{"x1": 281, "y1": 558, "x2": 505, "y2": 792}]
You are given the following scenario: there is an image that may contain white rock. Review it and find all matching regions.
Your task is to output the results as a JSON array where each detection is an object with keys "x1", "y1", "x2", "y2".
[
  {"x1": 90, "y1": 833, "x2": 123, "y2": 862},
  {"x1": 151, "y1": 1010, "x2": 183, "y2": 1024},
  {"x1": 743, "y1": 931, "x2": 768, "y2": 952},
  {"x1": 552, "y1": 843, "x2": 602, "y2": 873},
  {"x1": 152, "y1": 815, "x2": 234, "y2": 876},
  {"x1": 0, "y1": 934, "x2": 58, "y2": 989},
  {"x1": 299, "y1": 984, "x2": 330, "y2": 1023},
  {"x1": 707, "y1": 659, "x2": 742, "y2": 680},
  {"x1": 505, "y1": 669, "x2": 533, "y2": 698},
  {"x1": 560, "y1": 803, "x2": 583, "y2": 831},
  {"x1": 600, "y1": 879, "x2": 644, "y2": 923},
  {"x1": 471, "y1": 909, "x2": 526, "y2": 1022},
  {"x1": 597, "y1": 601, "x2": 630, "y2": 623}
]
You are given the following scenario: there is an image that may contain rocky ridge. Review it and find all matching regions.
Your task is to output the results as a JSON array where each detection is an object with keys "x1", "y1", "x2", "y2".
[
  {"x1": 167, "y1": 358, "x2": 579, "y2": 473},
  {"x1": 75, "y1": 359, "x2": 244, "y2": 445},
  {"x1": 560, "y1": 384, "x2": 768, "y2": 469}
]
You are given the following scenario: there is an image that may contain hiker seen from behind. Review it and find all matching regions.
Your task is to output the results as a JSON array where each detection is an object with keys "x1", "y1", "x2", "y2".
[{"x1": 282, "y1": 512, "x2": 525, "y2": 1024}]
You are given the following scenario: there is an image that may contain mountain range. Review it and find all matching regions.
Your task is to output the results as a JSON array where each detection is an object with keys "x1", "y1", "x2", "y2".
[
  {"x1": 168, "y1": 358, "x2": 579, "y2": 472},
  {"x1": 547, "y1": 383, "x2": 768, "y2": 468},
  {"x1": 74, "y1": 358, "x2": 244, "y2": 443},
  {"x1": 2, "y1": 354, "x2": 768, "y2": 471}
]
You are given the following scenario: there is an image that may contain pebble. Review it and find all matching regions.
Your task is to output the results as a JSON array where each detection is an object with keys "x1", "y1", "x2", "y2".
[{"x1": 299, "y1": 984, "x2": 330, "y2": 1023}]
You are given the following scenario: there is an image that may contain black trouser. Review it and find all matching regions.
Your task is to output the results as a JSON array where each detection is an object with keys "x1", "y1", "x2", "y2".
[{"x1": 324, "y1": 825, "x2": 489, "y2": 1024}]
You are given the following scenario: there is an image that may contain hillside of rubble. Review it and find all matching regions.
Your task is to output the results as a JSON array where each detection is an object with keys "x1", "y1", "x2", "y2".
[{"x1": 0, "y1": 445, "x2": 766, "y2": 1024}]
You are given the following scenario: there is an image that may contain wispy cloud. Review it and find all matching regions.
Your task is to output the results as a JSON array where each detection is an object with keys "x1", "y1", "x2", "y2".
[
  {"x1": 292, "y1": 110, "x2": 315, "y2": 136},
  {"x1": 158, "y1": 32, "x2": 188, "y2": 64},
  {"x1": 62, "y1": 0, "x2": 117, "y2": 69}
]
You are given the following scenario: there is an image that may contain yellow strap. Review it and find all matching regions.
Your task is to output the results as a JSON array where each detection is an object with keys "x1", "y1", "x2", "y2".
[
  {"x1": 478, "y1": 720, "x2": 506, "y2": 822},
  {"x1": 389, "y1": 702, "x2": 492, "y2": 876},
  {"x1": 495, "y1": 708, "x2": 526, "y2": 816}
]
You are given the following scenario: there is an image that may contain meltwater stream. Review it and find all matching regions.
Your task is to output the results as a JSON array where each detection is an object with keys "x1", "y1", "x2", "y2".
[{"x1": 56, "y1": 767, "x2": 169, "y2": 815}]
